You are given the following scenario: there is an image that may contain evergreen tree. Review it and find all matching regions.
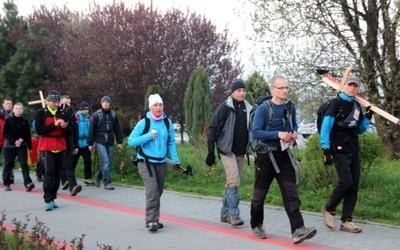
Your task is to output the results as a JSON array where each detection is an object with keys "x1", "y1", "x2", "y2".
[
  {"x1": 184, "y1": 67, "x2": 212, "y2": 144},
  {"x1": 245, "y1": 72, "x2": 269, "y2": 105},
  {"x1": 0, "y1": 1, "x2": 48, "y2": 118}
]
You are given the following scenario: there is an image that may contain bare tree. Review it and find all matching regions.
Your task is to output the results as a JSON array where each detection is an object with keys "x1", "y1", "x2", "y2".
[{"x1": 247, "y1": 0, "x2": 400, "y2": 157}]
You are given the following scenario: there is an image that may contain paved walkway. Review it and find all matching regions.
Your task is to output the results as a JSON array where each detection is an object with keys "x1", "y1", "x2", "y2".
[{"x1": 1, "y1": 170, "x2": 399, "y2": 249}]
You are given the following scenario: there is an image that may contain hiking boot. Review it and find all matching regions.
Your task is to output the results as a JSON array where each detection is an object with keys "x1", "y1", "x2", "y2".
[
  {"x1": 50, "y1": 201, "x2": 58, "y2": 209},
  {"x1": 45, "y1": 203, "x2": 53, "y2": 211},
  {"x1": 70, "y1": 185, "x2": 82, "y2": 196},
  {"x1": 26, "y1": 183, "x2": 35, "y2": 192},
  {"x1": 4, "y1": 185, "x2": 11, "y2": 191},
  {"x1": 147, "y1": 222, "x2": 159, "y2": 232},
  {"x1": 252, "y1": 224, "x2": 267, "y2": 239},
  {"x1": 145, "y1": 221, "x2": 164, "y2": 229},
  {"x1": 104, "y1": 185, "x2": 115, "y2": 190},
  {"x1": 220, "y1": 216, "x2": 231, "y2": 224},
  {"x1": 84, "y1": 179, "x2": 95, "y2": 186},
  {"x1": 322, "y1": 207, "x2": 336, "y2": 230},
  {"x1": 62, "y1": 181, "x2": 69, "y2": 190},
  {"x1": 292, "y1": 226, "x2": 317, "y2": 244},
  {"x1": 340, "y1": 221, "x2": 362, "y2": 233},
  {"x1": 95, "y1": 179, "x2": 101, "y2": 187},
  {"x1": 230, "y1": 218, "x2": 244, "y2": 226}
]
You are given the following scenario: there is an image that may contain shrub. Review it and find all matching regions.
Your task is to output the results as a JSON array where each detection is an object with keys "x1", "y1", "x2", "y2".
[{"x1": 300, "y1": 132, "x2": 385, "y2": 189}]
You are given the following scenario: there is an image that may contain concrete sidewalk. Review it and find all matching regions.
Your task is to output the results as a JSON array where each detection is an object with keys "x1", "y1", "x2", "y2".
[{"x1": 1, "y1": 169, "x2": 399, "y2": 250}]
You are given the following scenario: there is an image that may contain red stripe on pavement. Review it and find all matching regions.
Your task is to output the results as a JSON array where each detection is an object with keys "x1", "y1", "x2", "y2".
[{"x1": 3, "y1": 184, "x2": 321, "y2": 250}]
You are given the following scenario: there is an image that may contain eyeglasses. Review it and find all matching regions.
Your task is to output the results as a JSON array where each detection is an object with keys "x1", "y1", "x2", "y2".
[{"x1": 274, "y1": 86, "x2": 290, "y2": 90}]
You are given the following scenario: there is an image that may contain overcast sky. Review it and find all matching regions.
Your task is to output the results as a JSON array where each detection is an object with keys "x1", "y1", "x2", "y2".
[{"x1": 3, "y1": 0, "x2": 261, "y2": 77}]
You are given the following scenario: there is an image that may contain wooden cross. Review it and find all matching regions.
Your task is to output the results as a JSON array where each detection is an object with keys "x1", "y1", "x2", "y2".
[{"x1": 28, "y1": 91, "x2": 46, "y2": 108}]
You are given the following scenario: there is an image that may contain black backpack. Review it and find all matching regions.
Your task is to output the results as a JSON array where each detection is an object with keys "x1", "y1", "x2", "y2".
[
  {"x1": 316, "y1": 99, "x2": 336, "y2": 134},
  {"x1": 248, "y1": 96, "x2": 273, "y2": 153},
  {"x1": 317, "y1": 97, "x2": 359, "y2": 133}
]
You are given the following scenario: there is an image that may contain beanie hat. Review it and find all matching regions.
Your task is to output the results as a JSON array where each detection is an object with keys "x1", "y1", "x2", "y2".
[
  {"x1": 231, "y1": 79, "x2": 246, "y2": 93},
  {"x1": 344, "y1": 75, "x2": 361, "y2": 86},
  {"x1": 101, "y1": 96, "x2": 111, "y2": 104},
  {"x1": 79, "y1": 101, "x2": 90, "y2": 110},
  {"x1": 148, "y1": 94, "x2": 163, "y2": 109},
  {"x1": 47, "y1": 91, "x2": 61, "y2": 102}
]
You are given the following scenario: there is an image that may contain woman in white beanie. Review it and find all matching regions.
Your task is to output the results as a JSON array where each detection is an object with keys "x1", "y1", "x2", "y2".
[{"x1": 128, "y1": 94, "x2": 181, "y2": 232}]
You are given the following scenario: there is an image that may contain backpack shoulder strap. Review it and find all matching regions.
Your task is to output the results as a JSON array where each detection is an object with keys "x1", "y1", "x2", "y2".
[
  {"x1": 265, "y1": 99, "x2": 274, "y2": 131},
  {"x1": 143, "y1": 117, "x2": 150, "y2": 135}
]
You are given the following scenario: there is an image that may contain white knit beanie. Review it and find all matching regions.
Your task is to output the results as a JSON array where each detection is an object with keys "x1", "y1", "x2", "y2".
[{"x1": 148, "y1": 94, "x2": 163, "y2": 109}]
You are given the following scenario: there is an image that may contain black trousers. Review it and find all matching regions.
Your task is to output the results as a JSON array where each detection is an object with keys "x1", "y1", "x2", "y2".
[
  {"x1": 325, "y1": 153, "x2": 360, "y2": 222},
  {"x1": 250, "y1": 150, "x2": 304, "y2": 233},
  {"x1": 72, "y1": 146, "x2": 92, "y2": 179},
  {"x1": 2, "y1": 146, "x2": 32, "y2": 186},
  {"x1": 60, "y1": 149, "x2": 78, "y2": 191},
  {"x1": 43, "y1": 150, "x2": 65, "y2": 203}
]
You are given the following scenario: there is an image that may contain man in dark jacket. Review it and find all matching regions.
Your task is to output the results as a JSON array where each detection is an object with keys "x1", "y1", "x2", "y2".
[
  {"x1": 87, "y1": 96, "x2": 123, "y2": 190},
  {"x1": 206, "y1": 79, "x2": 252, "y2": 227},
  {"x1": 59, "y1": 95, "x2": 82, "y2": 196},
  {"x1": 35, "y1": 90, "x2": 73, "y2": 211}
]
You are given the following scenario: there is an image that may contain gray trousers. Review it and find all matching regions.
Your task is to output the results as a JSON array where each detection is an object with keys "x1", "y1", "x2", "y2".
[{"x1": 138, "y1": 161, "x2": 167, "y2": 223}]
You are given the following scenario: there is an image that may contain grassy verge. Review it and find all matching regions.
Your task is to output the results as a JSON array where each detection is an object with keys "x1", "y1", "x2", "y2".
[{"x1": 74, "y1": 139, "x2": 400, "y2": 226}]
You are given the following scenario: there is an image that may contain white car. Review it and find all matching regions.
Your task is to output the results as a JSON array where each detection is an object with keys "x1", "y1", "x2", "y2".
[{"x1": 298, "y1": 118, "x2": 317, "y2": 138}]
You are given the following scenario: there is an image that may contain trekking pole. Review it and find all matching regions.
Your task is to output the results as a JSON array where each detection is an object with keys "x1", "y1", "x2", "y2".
[
  {"x1": 119, "y1": 148, "x2": 126, "y2": 179},
  {"x1": 166, "y1": 158, "x2": 193, "y2": 178}
]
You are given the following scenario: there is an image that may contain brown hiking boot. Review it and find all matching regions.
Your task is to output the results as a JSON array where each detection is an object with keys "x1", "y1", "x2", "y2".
[
  {"x1": 230, "y1": 218, "x2": 244, "y2": 226},
  {"x1": 322, "y1": 207, "x2": 336, "y2": 230},
  {"x1": 340, "y1": 221, "x2": 362, "y2": 233}
]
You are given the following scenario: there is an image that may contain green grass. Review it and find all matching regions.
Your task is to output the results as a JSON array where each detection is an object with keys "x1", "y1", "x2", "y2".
[{"x1": 74, "y1": 140, "x2": 400, "y2": 226}]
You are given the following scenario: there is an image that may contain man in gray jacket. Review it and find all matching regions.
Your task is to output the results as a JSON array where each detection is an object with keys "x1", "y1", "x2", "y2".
[{"x1": 206, "y1": 79, "x2": 252, "y2": 226}]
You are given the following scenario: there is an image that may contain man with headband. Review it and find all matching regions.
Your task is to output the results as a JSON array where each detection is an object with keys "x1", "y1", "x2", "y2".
[{"x1": 34, "y1": 90, "x2": 73, "y2": 211}]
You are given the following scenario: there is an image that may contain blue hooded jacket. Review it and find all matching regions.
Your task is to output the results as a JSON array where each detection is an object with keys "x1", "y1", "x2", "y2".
[
  {"x1": 76, "y1": 111, "x2": 91, "y2": 148},
  {"x1": 128, "y1": 111, "x2": 180, "y2": 164}
]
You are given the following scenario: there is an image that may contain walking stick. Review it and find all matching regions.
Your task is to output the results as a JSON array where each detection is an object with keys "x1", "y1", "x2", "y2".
[
  {"x1": 119, "y1": 149, "x2": 126, "y2": 179},
  {"x1": 166, "y1": 158, "x2": 193, "y2": 178}
]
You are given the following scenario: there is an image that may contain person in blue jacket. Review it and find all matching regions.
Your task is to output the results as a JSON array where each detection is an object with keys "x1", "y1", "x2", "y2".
[
  {"x1": 128, "y1": 94, "x2": 181, "y2": 232},
  {"x1": 72, "y1": 101, "x2": 94, "y2": 186},
  {"x1": 320, "y1": 75, "x2": 373, "y2": 233}
]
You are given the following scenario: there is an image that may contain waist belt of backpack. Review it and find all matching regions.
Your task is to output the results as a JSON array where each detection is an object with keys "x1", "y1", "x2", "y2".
[
  {"x1": 138, "y1": 149, "x2": 167, "y2": 177},
  {"x1": 258, "y1": 145, "x2": 298, "y2": 174},
  {"x1": 256, "y1": 144, "x2": 281, "y2": 173}
]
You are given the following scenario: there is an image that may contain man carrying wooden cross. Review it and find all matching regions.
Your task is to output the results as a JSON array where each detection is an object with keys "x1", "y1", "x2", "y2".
[{"x1": 320, "y1": 75, "x2": 373, "y2": 233}]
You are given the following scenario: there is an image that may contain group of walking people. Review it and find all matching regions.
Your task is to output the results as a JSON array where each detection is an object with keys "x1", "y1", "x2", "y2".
[
  {"x1": 1, "y1": 74, "x2": 372, "y2": 244},
  {"x1": 205, "y1": 76, "x2": 372, "y2": 244},
  {"x1": 1, "y1": 91, "x2": 124, "y2": 211}
]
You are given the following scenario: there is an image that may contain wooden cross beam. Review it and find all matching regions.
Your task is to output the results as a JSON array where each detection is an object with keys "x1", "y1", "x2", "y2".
[
  {"x1": 321, "y1": 72, "x2": 400, "y2": 125},
  {"x1": 28, "y1": 91, "x2": 46, "y2": 108}
]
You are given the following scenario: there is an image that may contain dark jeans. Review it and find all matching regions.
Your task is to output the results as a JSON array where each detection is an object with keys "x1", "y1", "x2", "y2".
[
  {"x1": 250, "y1": 150, "x2": 304, "y2": 233},
  {"x1": 43, "y1": 150, "x2": 65, "y2": 203},
  {"x1": 1, "y1": 146, "x2": 15, "y2": 180},
  {"x1": 60, "y1": 149, "x2": 78, "y2": 191},
  {"x1": 325, "y1": 153, "x2": 360, "y2": 222},
  {"x1": 72, "y1": 146, "x2": 92, "y2": 179},
  {"x1": 2, "y1": 146, "x2": 32, "y2": 186}
]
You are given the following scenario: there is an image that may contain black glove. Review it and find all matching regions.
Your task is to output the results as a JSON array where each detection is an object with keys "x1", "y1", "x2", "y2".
[
  {"x1": 172, "y1": 164, "x2": 180, "y2": 172},
  {"x1": 323, "y1": 149, "x2": 333, "y2": 166},
  {"x1": 205, "y1": 152, "x2": 215, "y2": 167},
  {"x1": 365, "y1": 106, "x2": 374, "y2": 120}
]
